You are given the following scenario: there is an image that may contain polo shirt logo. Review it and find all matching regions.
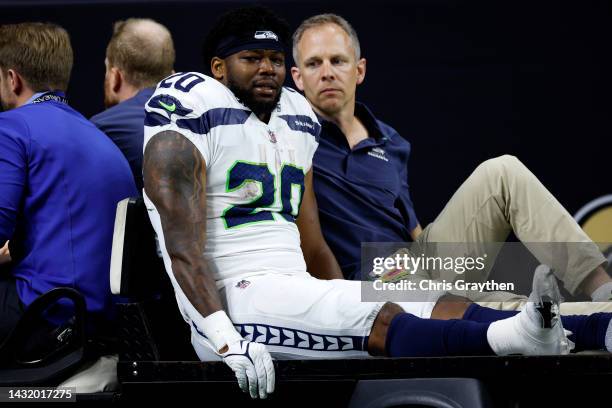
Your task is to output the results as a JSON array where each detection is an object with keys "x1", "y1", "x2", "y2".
[{"x1": 367, "y1": 147, "x2": 389, "y2": 162}]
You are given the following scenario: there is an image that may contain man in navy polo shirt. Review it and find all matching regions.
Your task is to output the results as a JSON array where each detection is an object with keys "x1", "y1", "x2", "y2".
[
  {"x1": 0, "y1": 22, "x2": 137, "y2": 341},
  {"x1": 91, "y1": 18, "x2": 175, "y2": 193},
  {"x1": 290, "y1": 15, "x2": 424, "y2": 280},
  {"x1": 290, "y1": 14, "x2": 612, "y2": 306}
]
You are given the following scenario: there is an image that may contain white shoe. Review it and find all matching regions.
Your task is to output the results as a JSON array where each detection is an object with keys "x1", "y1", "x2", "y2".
[{"x1": 487, "y1": 265, "x2": 574, "y2": 355}]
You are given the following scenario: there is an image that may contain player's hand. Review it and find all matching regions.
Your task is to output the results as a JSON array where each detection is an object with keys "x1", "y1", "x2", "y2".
[{"x1": 221, "y1": 339, "x2": 275, "y2": 399}]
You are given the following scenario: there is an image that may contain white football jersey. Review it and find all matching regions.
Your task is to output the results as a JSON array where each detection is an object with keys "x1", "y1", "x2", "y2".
[{"x1": 143, "y1": 72, "x2": 320, "y2": 286}]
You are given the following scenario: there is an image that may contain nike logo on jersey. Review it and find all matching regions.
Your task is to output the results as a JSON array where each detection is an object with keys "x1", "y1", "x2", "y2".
[
  {"x1": 147, "y1": 94, "x2": 193, "y2": 119},
  {"x1": 159, "y1": 101, "x2": 176, "y2": 112}
]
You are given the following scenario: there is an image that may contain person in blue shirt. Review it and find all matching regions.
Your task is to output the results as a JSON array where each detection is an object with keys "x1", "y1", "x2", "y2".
[
  {"x1": 290, "y1": 14, "x2": 612, "y2": 306},
  {"x1": 91, "y1": 18, "x2": 175, "y2": 193},
  {"x1": 0, "y1": 22, "x2": 138, "y2": 341}
]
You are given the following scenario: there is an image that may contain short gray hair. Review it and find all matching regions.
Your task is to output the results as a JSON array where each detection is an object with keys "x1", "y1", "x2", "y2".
[{"x1": 292, "y1": 14, "x2": 360, "y2": 65}]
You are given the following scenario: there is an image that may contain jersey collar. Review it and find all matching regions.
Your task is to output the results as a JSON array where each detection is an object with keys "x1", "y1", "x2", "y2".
[{"x1": 24, "y1": 92, "x2": 47, "y2": 105}]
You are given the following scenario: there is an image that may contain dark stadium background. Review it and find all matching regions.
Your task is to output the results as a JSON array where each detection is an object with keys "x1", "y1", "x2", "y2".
[
  {"x1": 1, "y1": 3, "x2": 612, "y2": 403},
  {"x1": 1, "y1": 0, "x2": 610, "y2": 227}
]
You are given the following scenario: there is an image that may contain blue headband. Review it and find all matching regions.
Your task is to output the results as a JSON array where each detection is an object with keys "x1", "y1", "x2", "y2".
[{"x1": 215, "y1": 30, "x2": 285, "y2": 58}]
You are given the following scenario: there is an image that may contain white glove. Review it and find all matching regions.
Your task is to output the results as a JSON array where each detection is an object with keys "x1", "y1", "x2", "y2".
[
  {"x1": 222, "y1": 339, "x2": 275, "y2": 399},
  {"x1": 193, "y1": 310, "x2": 275, "y2": 399}
]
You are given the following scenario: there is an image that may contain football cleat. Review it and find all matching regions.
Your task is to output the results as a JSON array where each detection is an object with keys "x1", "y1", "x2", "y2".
[{"x1": 487, "y1": 265, "x2": 574, "y2": 355}]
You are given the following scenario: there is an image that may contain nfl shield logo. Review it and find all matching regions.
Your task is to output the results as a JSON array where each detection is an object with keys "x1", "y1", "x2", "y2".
[
  {"x1": 236, "y1": 280, "x2": 251, "y2": 289},
  {"x1": 268, "y1": 130, "x2": 277, "y2": 144}
]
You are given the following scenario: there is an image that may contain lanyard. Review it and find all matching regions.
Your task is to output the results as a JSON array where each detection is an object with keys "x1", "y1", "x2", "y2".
[{"x1": 30, "y1": 91, "x2": 68, "y2": 105}]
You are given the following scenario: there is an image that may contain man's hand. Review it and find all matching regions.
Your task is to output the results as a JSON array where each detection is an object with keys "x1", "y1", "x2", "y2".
[
  {"x1": 0, "y1": 241, "x2": 11, "y2": 265},
  {"x1": 410, "y1": 224, "x2": 423, "y2": 240},
  {"x1": 222, "y1": 339, "x2": 275, "y2": 399}
]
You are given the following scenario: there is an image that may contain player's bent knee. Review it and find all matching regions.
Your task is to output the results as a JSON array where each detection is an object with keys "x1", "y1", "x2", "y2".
[{"x1": 430, "y1": 294, "x2": 472, "y2": 320}]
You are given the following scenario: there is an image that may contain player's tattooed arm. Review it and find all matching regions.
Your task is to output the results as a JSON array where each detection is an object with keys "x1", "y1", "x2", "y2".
[
  {"x1": 143, "y1": 130, "x2": 223, "y2": 315},
  {"x1": 296, "y1": 170, "x2": 344, "y2": 280}
]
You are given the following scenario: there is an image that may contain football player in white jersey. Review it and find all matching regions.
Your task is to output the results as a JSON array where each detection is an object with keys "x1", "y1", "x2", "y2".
[{"x1": 142, "y1": 6, "x2": 588, "y2": 400}]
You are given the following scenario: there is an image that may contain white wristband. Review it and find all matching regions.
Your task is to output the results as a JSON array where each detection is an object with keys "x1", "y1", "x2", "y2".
[{"x1": 195, "y1": 310, "x2": 242, "y2": 353}]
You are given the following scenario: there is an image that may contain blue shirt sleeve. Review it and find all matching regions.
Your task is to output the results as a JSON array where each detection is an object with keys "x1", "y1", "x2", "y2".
[{"x1": 0, "y1": 115, "x2": 28, "y2": 243}]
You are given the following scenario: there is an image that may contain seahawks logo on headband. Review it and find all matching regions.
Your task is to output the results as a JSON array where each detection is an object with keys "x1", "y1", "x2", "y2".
[
  {"x1": 254, "y1": 31, "x2": 278, "y2": 41},
  {"x1": 215, "y1": 30, "x2": 284, "y2": 58}
]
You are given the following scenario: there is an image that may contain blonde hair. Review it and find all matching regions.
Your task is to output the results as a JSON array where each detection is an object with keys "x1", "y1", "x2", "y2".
[{"x1": 0, "y1": 22, "x2": 73, "y2": 91}]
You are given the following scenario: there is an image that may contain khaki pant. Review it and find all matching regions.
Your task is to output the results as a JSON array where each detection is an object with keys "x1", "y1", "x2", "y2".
[{"x1": 413, "y1": 155, "x2": 607, "y2": 305}]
